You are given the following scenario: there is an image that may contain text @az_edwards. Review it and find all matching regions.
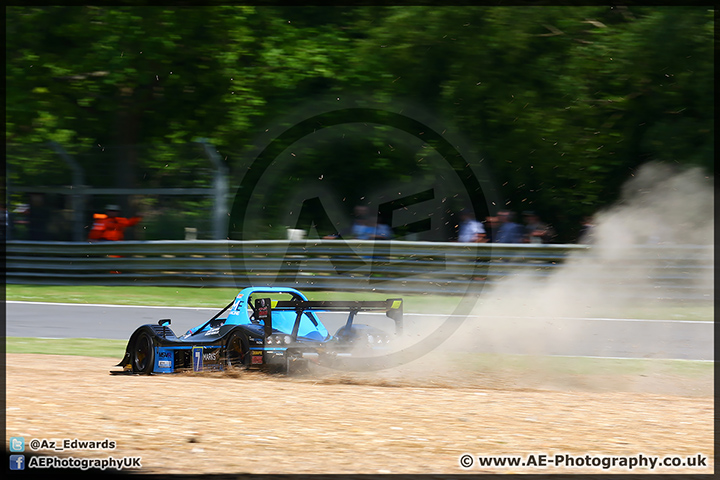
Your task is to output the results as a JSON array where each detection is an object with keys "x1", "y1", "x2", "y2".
[{"x1": 25, "y1": 437, "x2": 116, "y2": 452}]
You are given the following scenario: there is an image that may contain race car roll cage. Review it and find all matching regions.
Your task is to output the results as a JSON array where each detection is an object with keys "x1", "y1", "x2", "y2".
[{"x1": 187, "y1": 297, "x2": 404, "y2": 342}]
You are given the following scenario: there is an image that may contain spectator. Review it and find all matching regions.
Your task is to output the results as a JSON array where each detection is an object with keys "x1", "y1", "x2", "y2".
[
  {"x1": 1, "y1": 202, "x2": 9, "y2": 241},
  {"x1": 484, "y1": 215, "x2": 499, "y2": 243},
  {"x1": 372, "y1": 214, "x2": 393, "y2": 240},
  {"x1": 349, "y1": 205, "x2": 383, "y2": 240},
  {"x1": 577, "y1": 215, "x2": 596, "y2": 244},
  {"x1": 323, "y1": 205, "x2": 393, "y2": 240},
  {"x1": 457, "y1": 209, "x2": 487, "y2": 243},
  {"x1": 354, "y1": 207, "x2": 395, "y2": 240},
  {"x1": 522, "y1": 211, "x2": 556, "y2": 244},
  {"x1": 11, "y1": 203, "x2": 29, "y2": 239},
  {"x1": 494, "y1": 210, "x2": 524, "y2": 243},
  {"x1": 27, "y1": 192, "x2": 50, "y2": 241},
  {"x1": 88, "y1": 204, "x2": 142, "y2": 242}
]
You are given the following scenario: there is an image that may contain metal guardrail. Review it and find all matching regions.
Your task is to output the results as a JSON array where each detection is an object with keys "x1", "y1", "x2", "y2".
[{"x1": 4, "y1": 240, "x2": 713, "y2": 300}]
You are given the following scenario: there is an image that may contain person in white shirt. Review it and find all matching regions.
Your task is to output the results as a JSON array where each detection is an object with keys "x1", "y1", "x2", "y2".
[{"x1": 457, "y1": 209, "x2": 487, "y2": 243}]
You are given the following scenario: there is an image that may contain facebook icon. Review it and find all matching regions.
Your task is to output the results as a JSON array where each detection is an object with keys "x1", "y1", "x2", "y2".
[{"x1": 10, "y1": 454, "x2": 25, "y2": 470}]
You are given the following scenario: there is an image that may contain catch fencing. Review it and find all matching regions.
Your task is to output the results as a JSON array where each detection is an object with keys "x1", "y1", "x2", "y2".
[{"x1": 4, "y1": 240, "x2": 713, "y2": 301}]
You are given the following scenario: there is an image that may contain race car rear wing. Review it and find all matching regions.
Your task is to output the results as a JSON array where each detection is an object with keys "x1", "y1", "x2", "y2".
[{"x1": 256, "y1": 298, "x2": 404, "y2": 340}]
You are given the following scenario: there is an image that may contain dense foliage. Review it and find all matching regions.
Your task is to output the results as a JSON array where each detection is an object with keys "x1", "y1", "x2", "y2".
[{"x1": 5, "y1": 6, "x2": 714, "y2": 241}]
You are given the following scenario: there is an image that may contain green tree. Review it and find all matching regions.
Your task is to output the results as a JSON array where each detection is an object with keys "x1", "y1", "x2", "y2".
[
  {"x1": 6, "y1": 6, "x2": 713, "y2": 242},
  {"x1": 349, "y1": 6, "x2": 713, "y2": 240},
  {"x1": 6, "y1": 6, "x2": 262, "y2": 187}
]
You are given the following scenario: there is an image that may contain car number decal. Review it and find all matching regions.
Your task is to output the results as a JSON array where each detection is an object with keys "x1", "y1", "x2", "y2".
[{"x1": 192, "y1": 346, "x2": 203, "y2": 371}]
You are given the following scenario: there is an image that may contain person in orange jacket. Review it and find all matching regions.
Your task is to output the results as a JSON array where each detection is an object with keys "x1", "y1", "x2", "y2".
[{"x1": 88, "y1": 205, "x2": 142, "y2": 242}]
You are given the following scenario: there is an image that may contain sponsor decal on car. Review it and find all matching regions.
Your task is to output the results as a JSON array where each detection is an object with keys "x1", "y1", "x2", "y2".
[
  {"x1": 203, "y1": 351, "x2": 218, "y2": 361},
  {"x1": 155, "y1": 349, "x2": 174, "y2": 372}
]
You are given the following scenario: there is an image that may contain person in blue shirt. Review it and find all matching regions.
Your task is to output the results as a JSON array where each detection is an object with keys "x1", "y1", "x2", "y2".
[
  {"x1": 494, "y1": 210, "x2": 524, "y2": 243},
  {"x1": 350, "y1": 205, "x2": 374, "y2": 239},
  {"x1": 350, "y1": 205, "x2": 393, "y2": 240}
]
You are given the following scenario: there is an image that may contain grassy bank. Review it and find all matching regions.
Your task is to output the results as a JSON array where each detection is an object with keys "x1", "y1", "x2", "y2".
[
  {"x1": 6, "y1": 284, "x2": 713, "y2": 320},
  {"x1": 6, "y1": 337, "x2": 128, "y2": 358},
  {"x1": 4, "y1": 284, "x2": 462, "y2": 312},
  {"x1": 448, "y1": 352, "x2": 713, "y2": 377}
]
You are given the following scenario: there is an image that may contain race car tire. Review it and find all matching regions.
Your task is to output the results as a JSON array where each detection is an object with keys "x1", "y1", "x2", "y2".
[
  {"x1": 132, "y1": 331, "x2": 154, "y2": 374},
  {"x1": 225, "y1": 330, "x2": 250, "y2": 369}
]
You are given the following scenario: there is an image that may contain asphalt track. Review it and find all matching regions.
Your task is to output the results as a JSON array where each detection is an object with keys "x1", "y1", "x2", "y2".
[{"x1": 6, "y1": 301, "x2": 713, "y2": 361}]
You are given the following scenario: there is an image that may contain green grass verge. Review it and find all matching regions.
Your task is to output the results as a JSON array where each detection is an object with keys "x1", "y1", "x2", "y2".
[
  {"x1": 448, "y1": 352, "x2": 713, "y2": 377},
  {"x1": 5, "y1": 284, "x2": 713, "y2": 320},
  {"x1": 5, "y1": 284, "x2": 464, "y2": 312},
  {"x1": 6, "y1": 285, "x2": 245, "y2": 308},
  {"x1": 6, "y1": 337, "x2": 127, "y2": 358}
]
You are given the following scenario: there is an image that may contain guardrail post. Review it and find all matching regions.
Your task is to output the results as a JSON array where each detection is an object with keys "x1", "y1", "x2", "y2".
[
  {"x1": 197, "y1": 139, "x2": 228, "y2": 240},
  {"x1": 47, "y1": 141, "x2": 86, "y2": 242}
]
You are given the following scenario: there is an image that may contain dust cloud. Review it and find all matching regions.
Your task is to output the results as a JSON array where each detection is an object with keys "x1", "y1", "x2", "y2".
[
  {"x1": 456, "y1": 162, "x2": 710, "y2": 323},
  {"x1": 453, "y1": 163, "x2": 713, "y2": 352},
  {"x1": 324, "y1": 162, "x2": 714, "y2": 393}
]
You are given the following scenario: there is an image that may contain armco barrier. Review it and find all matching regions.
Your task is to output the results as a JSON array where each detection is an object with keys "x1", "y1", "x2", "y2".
[{"x1": 4, "y1": 240, "x2": 713, "y2": 300}]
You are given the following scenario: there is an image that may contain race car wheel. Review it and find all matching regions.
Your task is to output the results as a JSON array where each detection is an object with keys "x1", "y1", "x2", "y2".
[
  {"x1": 132, "y1": 332, "x2": 155, "y2": 374},
  {"x1": 226, "y1": 331, "x2": 250, "y2": 369}
]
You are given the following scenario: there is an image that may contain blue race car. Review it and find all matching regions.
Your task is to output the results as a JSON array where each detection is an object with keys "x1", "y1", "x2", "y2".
[{"x1": 115, "y1": 287, "x2": 403, "y2": 374}]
